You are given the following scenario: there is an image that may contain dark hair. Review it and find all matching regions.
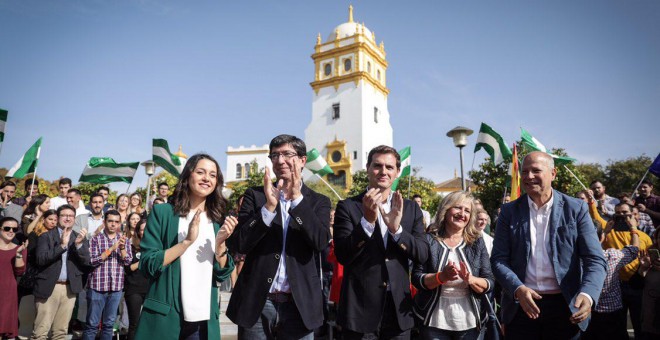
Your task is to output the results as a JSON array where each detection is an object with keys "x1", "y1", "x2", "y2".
[
  {"x1": 24, "y1": 178, "x2": 39, "y2": 191},
  {"x1": 97, "y1": 187, "x2": 110, "y2": 194},
  {"x1": 42, "y1": 209, "x2": 57, "y2": 220},
  {"x1": 641, "y1": 179, "x2": 654, "y2": 187},
  {"x1": 153, "y1": 197, "x2": 164, "y2": 204},
  {"x1": 89, "y1": 193, "x2": 104, "y2": 203},
  {"x1": 589, "y1": 180, "x2": 604, "y2": 188},
  {"x1": 58, "y1": 178, "x2": 72, "y2": 186},
  {"x1": 0, "y1": 216, "x2": 19, "y2": 227},
  {"x1": 615, "y1": 202, "x2": 632, "y2": 211},
  {"x1": 23, "y1": 194, "x2": 49, "y2": 217},
  {"x1": 104, "y1": 209, "x2": 121, "y2": 221},
  {"x1": 367, "y1": 145, "x2": 401, "y2": 169},
  {"x1": 269, "y1": 134, "x2": 306, "y2": 157},
  {"x1": 158, "y1": 182, "x2": 169, "y2": 190},
  {"x1": 412, "y1": 194, "x2": 422, "y2": 200},
  {"x1": 67, "y1": 188, "x2": 82, "y2": 197},
  {"x1": 0, "y1": 181, "x2": 16, "y2": 190},
  {"x1": 172, "y1": 153, "x2": 228, "y2": 224},
  {"x1": 126, "y1": 212, "x2": 141, "y2": 228},
  {"x1": 57, "y1": 204, "x2": 76, "y2": 216}
]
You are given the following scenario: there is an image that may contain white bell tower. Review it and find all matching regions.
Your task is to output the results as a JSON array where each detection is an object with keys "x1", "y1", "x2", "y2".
[{"x1": 304, "y1": 5, "x2": 394, "y2": 181}]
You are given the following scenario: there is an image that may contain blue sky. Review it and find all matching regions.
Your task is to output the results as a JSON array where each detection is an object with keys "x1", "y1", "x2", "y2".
[{"x1": 1, "y1": 1, "x2": 658, "y2": 193}]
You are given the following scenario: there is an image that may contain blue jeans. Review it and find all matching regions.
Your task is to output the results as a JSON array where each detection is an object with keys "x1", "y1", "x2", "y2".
[
  {"x1": 420, "y1": 326, "x2": 479, "y2": 340},
  {"x1": 238, "y1": 299, "x2": 313, "y2": 340},
  {"x1": 83, "y1": 289, "x2": 123, "y2": 340}
]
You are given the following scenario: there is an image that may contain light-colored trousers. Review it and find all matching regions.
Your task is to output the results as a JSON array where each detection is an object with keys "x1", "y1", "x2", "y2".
[{"x1": 31, "y1": 283, "x2": 76, "y2": 340}]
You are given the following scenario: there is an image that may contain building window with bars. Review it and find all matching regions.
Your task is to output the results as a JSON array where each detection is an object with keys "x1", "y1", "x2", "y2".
[{"x1": 332, "y1": 103, "x2": 340, "y2": 120}]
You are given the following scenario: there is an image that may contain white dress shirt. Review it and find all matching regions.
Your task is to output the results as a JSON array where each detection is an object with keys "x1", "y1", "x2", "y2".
[
  {"x1": 524, "y1": 194, "x2": 561, "y2": 293},
  {"x1": 360, "y1": 190, "x2": 403, "y2": 248},
  {"x1": 261, "y1": 189, "x2": 304, "y2": 294}
]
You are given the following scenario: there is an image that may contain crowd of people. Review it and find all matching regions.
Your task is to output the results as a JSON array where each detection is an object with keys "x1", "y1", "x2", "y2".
[{"x1": 0, "y1": 135, "x2": 658, "y2": 340}]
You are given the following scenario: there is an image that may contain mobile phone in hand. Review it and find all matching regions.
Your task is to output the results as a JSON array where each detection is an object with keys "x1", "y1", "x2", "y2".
[{"x1": 649, "y1": 249, "x2": 660, "y2": 262}]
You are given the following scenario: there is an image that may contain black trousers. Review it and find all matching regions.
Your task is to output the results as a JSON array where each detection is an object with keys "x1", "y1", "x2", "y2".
[
  {"x1": 504, "y1": 294, "x2": 579, "y2": 340},
  {"x1": 125, "y1": 293, "x2": 146, "y2": 340},
  {"x1": 342, "y1": 292, "x2": 410, "y2": 340},
  {"x1": 582, "y1": 309, "x2": 628, "y2": 340}
]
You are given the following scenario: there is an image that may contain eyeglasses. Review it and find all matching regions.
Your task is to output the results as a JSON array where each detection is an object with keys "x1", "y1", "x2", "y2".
[
  {"x1": 268, "y1": 152, "x2": 299, "y2": 161},
  {"x1": 2, "y1": 226, "x2": 19, "y2": 232},
  {"x1": 59, "y1": 214, "x2": 75, "y2": 218}
]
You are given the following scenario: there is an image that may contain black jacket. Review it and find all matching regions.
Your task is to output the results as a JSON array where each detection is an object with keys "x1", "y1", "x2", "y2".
[
  {"x1": 226, "y1": 184, "x2": 331, "y2": 330},
  {"x1": 411, "y1": 233, "x2": 494, "y2": 329},
  {"x1": 33, "y1": 227, "x2": 90, "y2": 299},
  {"x1": 333, "y1": 192, "x2": 429, "y2": 333}
]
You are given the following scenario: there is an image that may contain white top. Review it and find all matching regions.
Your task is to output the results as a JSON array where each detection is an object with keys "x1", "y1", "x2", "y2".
[
  {"x1": 87, "y1": 216, "x2": 104, "y2": 237},
  {"x1": 524, "y1": 194, "x2": 561, "y2": 293},
  {"x1": 50, "y1": 196, "x2": 68, "y2": 210},
  {"x1": 178, "y1": 211, "x2": 215, "y2": 321},
  {"x1": 429, "y1": 246, "x2": 477, "y2": 331},
  {"x1": 482, "y1": 233, "x2": 494, "y2": 256},
  {"x1": 261, "y1": 190, "x2": 304, "y2": 294}
]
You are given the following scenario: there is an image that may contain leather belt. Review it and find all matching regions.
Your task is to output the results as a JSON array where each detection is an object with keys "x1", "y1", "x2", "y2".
[
  {"x1": 56, "y1": 280, "x2": 69, "y2": 285},
  {"x1": 267, "y1": 292, "x2": 293, "y2": 303}
]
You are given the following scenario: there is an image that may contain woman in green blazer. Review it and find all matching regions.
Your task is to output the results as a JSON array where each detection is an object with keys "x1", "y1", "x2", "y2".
[{"x1": 136, "y1": 153, "x2": 237, "y2": 339}]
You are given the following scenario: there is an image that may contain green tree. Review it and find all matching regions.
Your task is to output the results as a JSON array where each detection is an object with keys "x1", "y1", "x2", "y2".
[
  {"x1": 573, "y1": 163, "x2": 605, "y2": 185},
  {"x1": 305, "y1": 180, "x2": 345, "y2": 208},
  {"x1": 603, "y1": 155, "x2": 657, "y2": 196},
  {"x1": 347, "y1": 168, "x2": 440, "y2": 214},
  {"x1": 74, "y1": 182, "x2": 117, "y2": 206},
  {"x1": 228, "y1": 161, "x2": 265, "y2": 210}
]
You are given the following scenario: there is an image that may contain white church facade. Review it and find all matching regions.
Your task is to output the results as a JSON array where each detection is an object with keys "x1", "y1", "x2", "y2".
[{"x1": 226, "y1": 6, "x2": 394, "y2": 188}]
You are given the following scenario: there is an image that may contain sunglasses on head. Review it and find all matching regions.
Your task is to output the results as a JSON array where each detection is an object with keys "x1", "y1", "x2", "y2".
[{"x1": 2, "y1": 226, "x2": 19, "y2": 232}]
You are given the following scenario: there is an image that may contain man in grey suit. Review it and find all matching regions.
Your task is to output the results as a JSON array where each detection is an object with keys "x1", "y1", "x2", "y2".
[
  {"x1": 32, "y1": 204, "x2": 90, "y2": 340},
  {"x1": 491, "y1": 151, "x2": 606, "y2": 339},
  {"x1": 73, "y1": 193, "x2": 105, "y2": 239}
]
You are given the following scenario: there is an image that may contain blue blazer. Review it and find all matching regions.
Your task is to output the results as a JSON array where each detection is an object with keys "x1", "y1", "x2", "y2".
[{"x1": 490, "y1": 190, "x2": 606, "y2": 331}]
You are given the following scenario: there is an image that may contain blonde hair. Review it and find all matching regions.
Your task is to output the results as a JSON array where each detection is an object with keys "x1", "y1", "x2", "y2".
[{"x1": 428, "y1": 191, "x2": 480, "y2": 245}]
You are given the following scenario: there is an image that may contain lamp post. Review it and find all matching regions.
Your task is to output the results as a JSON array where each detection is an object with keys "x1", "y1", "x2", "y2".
[
  {"x1": 446, "y1": 126, "x2": 474, "y2": 191},
  {"x1": 141, "y1": 160, "x2": 156, "y2": 213}
]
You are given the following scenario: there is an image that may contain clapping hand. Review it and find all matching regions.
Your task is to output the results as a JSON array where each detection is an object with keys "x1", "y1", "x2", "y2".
[
  {"x1": 216, "y1": 215, "x2": 237, "y2": 247},
  {"x1": 380, "y1": 191, "x2": 403, "y2": 234},
  {"x1": 75, "y1": 229, "x2": 87, "y2": 246},
  {"x1": 362, "y1": 188, "x2": 383, "y2": 224},
  {"x1": 439, "y1": 261, "x2": 460, "y2": 283},
  {"x1": 458, "y1": 261, "x2": 472, "y2": 284},
  {"x1": 264, "y1": 167, "x2": 281, "y2": 213},
  {"x1": 185, "y1": 210, "x2": 201, "y2": 245}
]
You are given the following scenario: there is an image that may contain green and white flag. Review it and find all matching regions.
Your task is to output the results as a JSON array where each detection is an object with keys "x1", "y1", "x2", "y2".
[
  {"x1": 520, "y1": 128, "x2": 576, "y2": 165},
  {"x1": 5, "y1": 137, "x2": 42, "y2": 179},
  {"x1": 153, "y1": 138, "x2": 185, "y2": 177},
  {"x1": 474, "y1": 123, "x2": 512, "y2": 165},
  {"x1": 0, "y1": 109, "x2": 7, "y2": 146},
  {"x1": 79, "y1": 157, "x2": 139, "y2": 184},
  {"x1": 391, "y1": 146, "x2": 411, "y2": 191},
  {"x1": 305, "y1": 148, "x2": 334, "y2": 176}
]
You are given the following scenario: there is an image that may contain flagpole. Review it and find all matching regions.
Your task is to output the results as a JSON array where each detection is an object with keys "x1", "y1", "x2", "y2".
[
  {"x1": 562, "y1": 165, "x2": 594, "y2": 200},
  {"x1": 631, "y1": 170, "x2": 650, "y2": 200},
  {"x1": 28, "y1": 161, "x2": 39, "y2": 199},
  {"x1": 308, "y1": 172, "x2": 343, "y2": 201},
  {"x1": 407, "y1": 170, "x2": 412, "y2": 199}
]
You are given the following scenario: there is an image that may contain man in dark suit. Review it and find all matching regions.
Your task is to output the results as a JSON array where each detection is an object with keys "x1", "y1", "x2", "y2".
[
  {"x1": 333, "y1": 145, "x2": 428, "y2": 339},
  {"x1": 32, "y1": 204, "x2": 90, "y2": 340},
  {"x1": 227, "y1": 134, "x2": 331, "y2": 339},
  {"x1": 491, "y1": 151, "x2": 607, "y2": 339}
]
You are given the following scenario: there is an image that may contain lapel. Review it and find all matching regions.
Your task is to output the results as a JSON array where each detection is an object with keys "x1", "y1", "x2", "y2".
[
  {"x1": 518, "y1": 196, "x2": 532, "y2": 262},
  {"x1": 548, "y1": 190, "x2": 564, "y2": 266}
]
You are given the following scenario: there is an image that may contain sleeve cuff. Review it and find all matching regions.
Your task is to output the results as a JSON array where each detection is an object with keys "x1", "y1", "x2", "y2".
[
  {"x1": 389, "y1": 225, "x2": 403, "y2": 242},
  {"x1": 290, "y1": 195, "x2": 304, "y2": 209},
  {"x1": 360, "y1": 217, "x2": 375, "y2": 237},
  {"x1": 261, "y1": 206, "x2": 277, "y2": 227},
  {"x1": 579, "y1": 292, "x2": 594, "y2": 308}
]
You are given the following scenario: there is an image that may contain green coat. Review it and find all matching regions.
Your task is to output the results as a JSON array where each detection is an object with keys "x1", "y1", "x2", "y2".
[{"x1": 135, "y1": 203, "x2": 234, "y2": 339}]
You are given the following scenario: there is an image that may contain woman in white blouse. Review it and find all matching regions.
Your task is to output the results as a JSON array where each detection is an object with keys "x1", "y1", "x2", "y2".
[{"x1": 412, "y1": 191, "x2": 495, "y2": 340}]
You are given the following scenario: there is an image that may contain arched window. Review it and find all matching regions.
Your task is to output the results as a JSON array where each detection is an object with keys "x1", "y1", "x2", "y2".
[
  {"x1": 235, "y1": 163, "x2": 242, "y2": 179},
  {"x1": 344, "y1": 58, "x2": 352, "y2": 72},
  {"x1": 377, "y1": 69, "x2": 381, "y2": 80},
  {"x1": 244, "y1": 163, "x2": 250, "y2": 178},
  {"x1": 367, "y1": 61, "x2": 371, "y2": 73},
  {"x1": 324, "y1": 63, "x2": 332, "y2": 76}
]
